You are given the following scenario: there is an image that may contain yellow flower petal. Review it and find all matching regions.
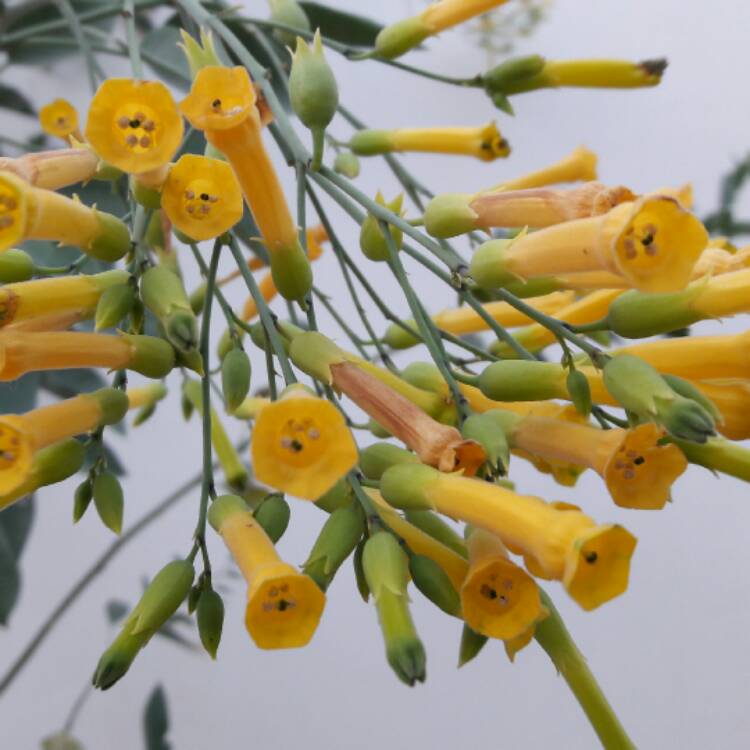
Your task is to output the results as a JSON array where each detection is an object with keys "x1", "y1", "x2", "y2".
[
  {"x1": 39, "y1": 99, "x2": 80, "y2": 140},
  {"x1": 179, "y1": 66, "x2": 256, "y2": 131}
]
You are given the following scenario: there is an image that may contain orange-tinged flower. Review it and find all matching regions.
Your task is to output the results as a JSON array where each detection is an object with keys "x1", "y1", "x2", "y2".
[
  {"x1": 0, "y1": 170, "x2": 130, "y2": 260},
  {"x1": 0, "y1": 147, "x2": 99, "y2": 191},
  {"x1": 161, "y1": 154, "x2": 242, "y2": 240},
  {"x1": 208, "y1": 494, "x2": 325, "y2": 649},
  {"x1": 0, "y1": 387, "x2": 127, "y2": 496},
  {"x1": 380, "y1": 463, "x2": 637, "y2": 611},
  {"x1": 39, "y1": 99, "x2": 81, "y2": 141},
  {"x1": 251, "y1": 385, "x2": 358, "y2": 500},
  {"x1": 461, "y1": 527, "x2": 542, "y2": 640},
  {"x1": 85, "y1": 79, "x2": 184, "y2": 175}
]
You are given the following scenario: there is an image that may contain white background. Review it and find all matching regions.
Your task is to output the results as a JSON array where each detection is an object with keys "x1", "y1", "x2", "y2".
[{"x1": 3, "y1": 1, "x2": 750, "y2": 748}]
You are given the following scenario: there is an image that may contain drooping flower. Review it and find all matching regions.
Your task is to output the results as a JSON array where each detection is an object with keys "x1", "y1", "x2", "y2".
[
  {"x1": 251, "y1": 384, "x2": 358, "y2": 500},
  {"x1": 208, "y1": 494, "x2": 325, "y2": 649}
]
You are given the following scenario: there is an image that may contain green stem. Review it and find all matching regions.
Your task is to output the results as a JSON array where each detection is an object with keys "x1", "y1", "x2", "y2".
[
  {"x1": 534, "y1": 591, "x2": 636, "y2": 750},
  {"x1": 53, "y1": 0, "x2": 104, "y2": 92},
  {"x1": 123, "y1": 0, "x2": 143, "y2": 78}
]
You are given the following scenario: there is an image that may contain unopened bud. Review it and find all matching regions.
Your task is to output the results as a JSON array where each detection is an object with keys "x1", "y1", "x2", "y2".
[
  {"x1": 73, "y1": 478, "x2": 93, "y2": 523},
  {"x1": 269, "y1": 240, "x2": 313, "y2": 302},
  {"x1": 359, "y1": 442, "x2": 419, "y2": 480},
  {"x1": 315, "y1": 478, "x2": 354, "y2": 512},
  {"x1": 478, "y1": 360, "x2": 566, "y2": 402},
  {"x1": 93, "y1": 471, "x2": 124, "y2": 535},
  {"x1": 197, "y1": 587, "x2": 225, "y2": 659},
  {"x1": 189, "y1": 282, "x2": 207, "y2": 315},
  {"x1": 409, "y1": 553, "x2": 461, "y2": 617},
  {"x1": 253, "y1": 494, "x2": 291, "y2": 543},
  {"x1": 353, "y1": 539, "x2": 370, "y2": 602},
  {"x1": 360, "y1": 192, "x2": 404, "y2": 262},
  {"x1": 132, "y1": 559, "x2": 195, "y2": 634},
  {"x1": 95, "y1": 283, "x2": 136, "y2": 331},
  {"x1": 221, "y1": 348, "x2": 252, "y2": 413},
  {"x1": 334, "y1": 151, "x2": 360, "y2": 178},
  {"x1": 566, "y1": 368, "x2": 592, "y2": 417},
  {"x1": 268, "y1": 0, "x2": 311, "y2": 47},
  {"x1": 0, "y1": 249, "x2": 33, "y2": 282}
]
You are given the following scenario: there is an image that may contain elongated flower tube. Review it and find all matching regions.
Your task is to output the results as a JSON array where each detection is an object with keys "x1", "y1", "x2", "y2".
[
  {"x1": 161, "y1": 154, "x2": 243, "y2": 241},
  {"x1": 208, "y1": 494, "x2": 325, "y2": 649},
  {"x1": 491, "y1": 410, "x2": 687, "y2": 509},
  {"x1": 605, "y1": 268, "x2": 750, "y2": 338},
  {"x1": 0, "y1": 171, "x2": 130, "y2": 260},
  {"x1": 425, "y1": 183, "x2": 634, "y2": 239},
  {"x1": 180, "y1": 66, "x2": 312, "y2": 301},
  {"x1": 0, "y1": 330, "x2": 175, "y2": 381},
  {"x1": 0, "y1": 147, "x2": 100, "y2": 191},
  {"x1": 0, "y1": 387, "x2": 127, "y2": 496},
  {"x1": 0, "y1": 270, "x2": 128, "y2": 329},
  {"x1": 349, "y1": 122, "x2": 510, "y2": 162},
  {"x1": 490, "y1": 146, "x2": 598, "y2": 192},
  {"x1": 290, "y1": 332, "x2": 484, "y2": 474},
  {"x1": 461, "y1": 527, "x2": 542, "y2": 640},
  {"x1": 470, "y1": 195, "x2": 708, "y2": 293},
  {"x1": 251, "y1": 384, "x2": 358, "y2": 500},
  {"x1": 491, "y1": 289, "x2": 623, "y2": 356},
  {"x1": 39, "y1": 99, "x2": 82, "y2": 141},
  {"x1": 374, "y1": 0, "x2": 509, "y2": 59},
  {"x1": 85, "y1": 79, "x2": 184, "y2": 176},
  {"x1": 0, "y1": 438, "x2": 85, "y2": 511},
  {"x1": 381, "y1": 464, "x2": 637, "y2": 611},
  {"x1": 383, "y1": 290, "x2": 575, "y2": 349},
  {"x1": 676, "y1": 436, "x2": 750, "y2": 483}
]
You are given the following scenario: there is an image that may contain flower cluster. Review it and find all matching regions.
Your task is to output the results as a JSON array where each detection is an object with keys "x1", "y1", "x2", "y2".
[{"x1": 1, "y1": 2, "x2": 746, "y2": 746}]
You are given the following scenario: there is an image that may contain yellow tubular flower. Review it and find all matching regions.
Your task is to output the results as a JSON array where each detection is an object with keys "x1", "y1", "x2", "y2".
[
  {"x1": 0, "y1": 330, "x2": 174, "y2": 381},
  {"x1": 0, "y1": 171, "x2": 130, "y2": 260},
  {"x1": 491, "y1": 146, "x2": 598, "y2": 191},
  {"x1": 374, "y1": 0, "x2": 509, "y2": 58},
  {"x1": 368, "y1": 490, "x2": 468, "y2": 591},
  {"x1": 475, "y1": 195, "x2": 708, "y2": 293},
  {"x1": 494, "y1": 289, "x2": 623, "y2": 356},
  {"x1": 504, "y1": 414, "x2": 687, "y2": 509},
  {"x1": 126, "y1": 383, "x2": 168, "y2": 411},
  {"x1": 39, "y1": 99, "x2": 82, "y2": 141},
  {"x1": 381, "y1": 464, "x2": 637, "y2": 611},
  {"x1": 85, "y1": 79, "x2": 184, "y2": 175},
  {"x1": 180, "y1": 66, "x2": 311, "y2": 301},
  {"x1": 251, "y1": 384, "x2": 358, "y2": 500},
  {"x1": 161, "y1": 154, "x2": 243, "y2": 241},
  {"x1": 384, "y1": 290, "x2": 576, "y2": 349},
  {"x1": 5, "y1": 311, "x2": 84, "y2": 333},
  {"x1": 0, "y1": 270, "x2": 128, "y2": 329},
  {"x1": 208, "y1": 495, "x2": 325, "y2": 649},
  {"x1": 231, "y1": 396, "x2": 270, "y2": 421},
  {"x1": 0, "y1": 387, "x2": 127, "y2": 495},
  {"x1": 349, "y1": 122, "x2": 510, "y2": 162},
  {"x1": 461, "y1": 527, "x2": 542, "y2": 640},
  {"x1": 0, "y1": 148, "x2": 99, "y2": 191}
]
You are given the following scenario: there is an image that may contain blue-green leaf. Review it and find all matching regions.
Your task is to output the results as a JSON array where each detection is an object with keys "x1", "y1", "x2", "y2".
[
  {"x1": 0, "y1": 83, "x2": 35, "y2": 115},
  {"x1": 143, "y1": 684, "x2": 171, "y2": 750},
  {"x1": 299, "y1": 2, "x2": 383, "y2": 47}
]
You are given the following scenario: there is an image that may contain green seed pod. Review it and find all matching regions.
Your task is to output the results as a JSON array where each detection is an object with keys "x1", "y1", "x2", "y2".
[
  {"x1": 289, "y1": 30, "x2": 339, "y2": 171},
  {"x1": 221, "y1": 348, "x2": 252, "y2": 413},
  {"x1": 253, "y1": 494, "x2": 291, "y2": 543},
  {"x1": 333, "y1": 151, "x2": 360, "y2": 179},
  {"x1": 359, "y1": 192, "x2": 404, "y2": 262},
  {"x1": 73, "y1": 478, "x2": 93, "y2": 523},
  {"x1": 566, "y1": 368, "x2": 592, "y2": 417},
  {"x1": 268, "y1": 0, "x2": 311, "y2": 47},
  {"x1": 95, "y1": 283, "x2": 136, "y2": 331},
  {"x1": 303, "y1": 504, "x2": 365, "y2": 591},
  {"x1": 408, "y1": 553, "x2": 461, "y2": 617},
  {"x1": 93, "y1": 471, "x2": 124, "y2": 535},
  {"x1": 132, "y1": 559, "x2": 195, "y2": 634},
  {"x1": 458, "y1": 624, "x2": 489, "y2": 667},
  {"x1": 140, "y1": 265, "x2": 199, "y2": 354},
  {"x1": 197, "y1": 587, "x2": 225, "y2": 659},
  {"x1": 359, "y1": 442, "x2": 419, "y2": 480},
  {"x1": 0, "y1": 249, "x2": 33, "y2": 282}
]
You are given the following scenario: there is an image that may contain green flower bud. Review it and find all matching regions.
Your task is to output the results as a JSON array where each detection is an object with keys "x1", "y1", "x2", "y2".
[
  {"x1": 95, "y1": 283, "x2": 136, "y2": 331},
  {"x1": 89, "y1": 387, "x2": 130, "y2": 426},
  {"x1": 403, "y1": 510, "x2": 467, "y2": 559},
  {"x1": 661, "y1": 374, "x2": 722, "y2": 425},
  {"x1": 362, "y1": 531, "x2": 426, "y2": 686},
  {"x1": 368, "y1": 419, "x2": 391, "y2": 439},
  {"x1": 268, "y1": 0, "x2": 311, "y2": 47},
  {"x1": 196, "y1": 587, "x2": 225, "y2": 659},
  {"x1": 380, "y1": 463, "x2": 439, "y2": 512},
  {"x1": 408, "y1": 553, "x2": 461, "y2": 617},
  {"x1": 121, "y1": 333, "x2": 176, "y2": 379},
  {"x1": 253, "y1": 494, "x2": 291, "y2": 543},
  {"x1": 461, "y1": 413, "x2": 510, "y2": 475},
  {"x1": 132, "y1": 559, "x2": 195, "y2": 634},
  {"x1": 290, "y1": 30, "x2": 339, "y2": 171},
  {"x1": 217, "y1": 327, "x2": 237, "y2": 361},
  {"x1": 221, "y1": 348, "x2": 252, "y2": 413},
  {"x1": 92, "y1": 618, "x2": 151, "y2": 690},
  {"x1": 0, "y1": 249, "x2": 33, "y2": 282},
  {"x1": 353, "y1": 539, "x2": 370, "y2": 602},
  {"x1": 400, "y1": 362, "x2": 445, "y2": 394},
  {"x1": 359, "y1": 192, "x2": 404, "y2": 262},
  {"x1": 333, "y1": 151, "x2": 360, "y2": 179},
  {"x1": 458, "y1": 623, "x2": 488, "y2": 667},
  {"x1": 73, "y1": 478, "x2": 93, "y2": 523},
  {"x1": 189, "y1": 281, "x2": 207, "y2": 315},
  {"x1": 42, "y1": 731, "x2": 84, "y2": 750},
  {"x1": 93, "y1": 471, "x2": 124, "y2": 535},
  {"x1": 129, "y1": 297, "x2": 145, "y2": 334},
  {"x1": 383, "y1": 320, "x2": 421, "y2": 350},
  {"x1": 140, "y1": 266, "x2": 199, "y2": 354},
  {"x1": 482, "y1": 54, "x2": 547, "y2": 95},
  {"x1": 288, "y1": 330, "x2": 346, "y2": 384},
  {"x1": 478, "y1": 360, "x2": 567, "y2": 402},
  {"x1": 269, "y1": 240, "x2": 313, "y2": 302},
  {"x1": 359, "y1": 442, "x2": 419, "y2": 480},
  {"x1": 303, "y1": 505, "x2": 365, "y2": 591},
  {"x1": 314, "y1": 478, "x2": 354, "y2": 512},
  {"x1": 566, "y1": 368, "x2": 592, "y2": 417},
  {"x1": 423, "y1": 193, "x2": 478, "y2": 239},
  {"x1": 187, "y1": 583, "x2": 202, "y2": 615}
]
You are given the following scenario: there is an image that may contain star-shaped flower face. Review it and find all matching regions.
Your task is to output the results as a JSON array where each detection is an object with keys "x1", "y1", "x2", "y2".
[
  {"x1": 85, "y1": 79, "x2": 184, "y2": 174},
  {"x1": 180, "y1": 66, "x2": 256, "y2": 131},
  {"x1": 0, "y1": 172, "x2": 28, "y2": 252},
  {"x1": 39, "y1": 99, "x2": 79, "y2": 139}
]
